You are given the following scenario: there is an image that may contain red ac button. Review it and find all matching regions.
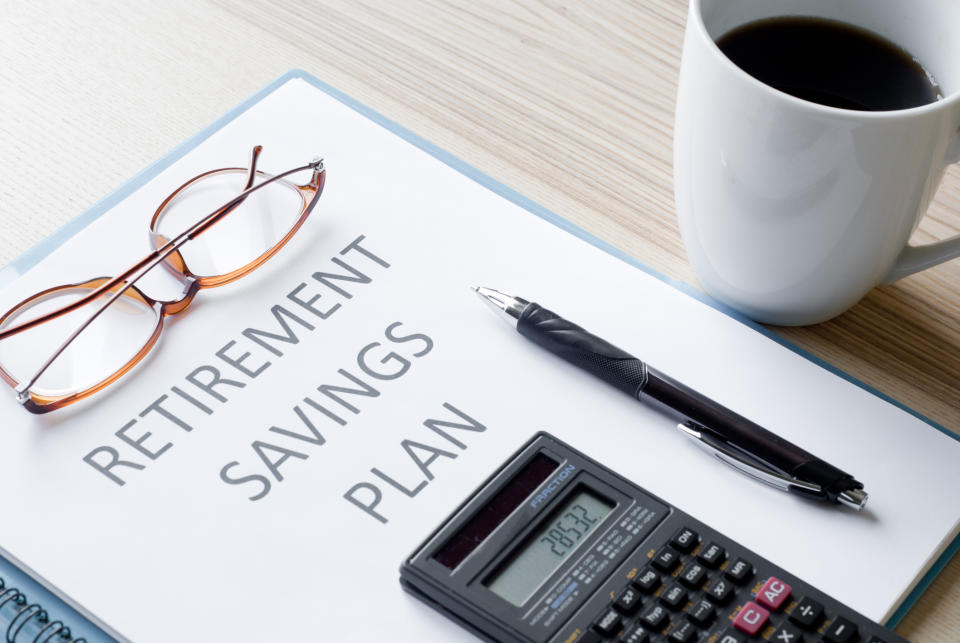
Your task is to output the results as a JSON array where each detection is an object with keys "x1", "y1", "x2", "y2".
[{"x1": 756, "y1": 576, "x2": 792, "y2": 610}]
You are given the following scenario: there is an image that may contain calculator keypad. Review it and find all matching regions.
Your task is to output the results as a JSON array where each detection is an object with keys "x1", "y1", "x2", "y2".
[
  {"x1": 725, "y1": 557, "x2": 754, "y2": 584},
  {"x1": 670, "y1": 527, "x2": 699, "y2": 553},
  {"x1": 660, "y1": 583, "x2": 688, "y2": 609},
  {"x1": 770, "y1": 621, "x2": 804, "y2": 643},
  {"x1": 697, "y1": 542, "x2": 725, "y2": 568},
  {"x1": 822, "y1": 616, "x2": 858, "y2": 643},
  {"x1": 756, "y1": 577, "x2": 792, "y2": 611},
  {"x1": 789, "y1": 596, "x2": 825, "y2": 630},
  {"x1": 614, "y1": 586, "x2": 643, "y2": 615},
  {"x1": 632, "y1": 566, "x2": 661, "y2": 594},
  {"x1": 732, "y1": 601, "x2": 770, "y2": 636},
  {"x1": 593, "y1": 609, "x2": 622, "y2": 636},
  {"x1": 619, "y1": 624, "x2": 649, "y2": 643},
  {"x1": 652, "y1": 547, "x2": 680, "y2": 572},
  {"x1": 705, "y1": 576, "x2": 735, "y2": 605},
  {"x1": 580, "y1": 526, "x2": 901, "y2": 643},
  {"x1": 679, "y1": 562, "x2": 707, "y2": 588},
  {"x1": 687, "y1": 599, "x2": 714, "y2": 627}
]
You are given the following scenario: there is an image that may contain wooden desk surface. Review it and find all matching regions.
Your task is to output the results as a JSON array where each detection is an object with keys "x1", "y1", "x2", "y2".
[{"x1": 1, "y1": 1, "x2": 957, "y2": 639}]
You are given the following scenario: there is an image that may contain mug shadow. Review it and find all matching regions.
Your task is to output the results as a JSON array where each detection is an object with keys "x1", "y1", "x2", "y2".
[{"x1": 773, "y1": 278, "x2": 960, "y2": 431}]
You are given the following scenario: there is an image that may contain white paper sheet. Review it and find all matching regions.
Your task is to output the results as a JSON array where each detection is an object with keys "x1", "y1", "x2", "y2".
[{"x1": 0, "y1": 78, "x2": 957, "y2": 642}]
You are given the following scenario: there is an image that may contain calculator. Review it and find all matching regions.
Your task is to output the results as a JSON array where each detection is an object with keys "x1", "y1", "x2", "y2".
[{"x1": 399, "y1": 432, "x2": 905, "y2": 643}]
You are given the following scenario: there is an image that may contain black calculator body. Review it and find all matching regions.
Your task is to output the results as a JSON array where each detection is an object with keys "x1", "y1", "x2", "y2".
[{"x1": 400, "y1": 432, "x2": 905, "y2": 643}]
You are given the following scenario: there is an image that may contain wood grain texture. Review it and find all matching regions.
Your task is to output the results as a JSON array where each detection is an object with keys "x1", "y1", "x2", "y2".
[{"x1": 0, "y1": 1, "x2": 957, "y2": 639}]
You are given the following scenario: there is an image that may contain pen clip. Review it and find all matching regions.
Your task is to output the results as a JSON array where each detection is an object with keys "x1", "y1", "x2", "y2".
[{"x1": 676, "y1": 422, "x2": 824, "y2": 497}]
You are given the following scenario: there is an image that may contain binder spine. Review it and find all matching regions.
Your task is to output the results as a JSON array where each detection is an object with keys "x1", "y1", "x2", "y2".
[{"x1": 0, "y1": 578, "x2": 86, "y2": 643}]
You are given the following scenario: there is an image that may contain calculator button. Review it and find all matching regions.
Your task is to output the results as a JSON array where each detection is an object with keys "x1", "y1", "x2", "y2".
[
  {"x1": 715, "y1": 628, "x2": 747, "y2": 643},
  {"x1": 756, "y1": 576, "x2": 792, "y2": 610},
  {"x1": 697, "y1": 542, "x2": 725, "y2": 568},
  {"x1": 679, "y1": 562, "x2": 707, "y2": 589},
  {"x1": 788, "y1": 596, "x2": 824, "y2": 630},
  {"x1": 704, "y1": 576, "x2": 735, "y2": 605},
  {"x1": 619, "y1": 624, "x2": 650, "y2": 643},
  {"x1": 640, "y1": 603, "x2": 669, "y2": 630},
  {"x1": 667, "y1": 619, "x2": 699, "y2": 643},
  {"x1": 732, "y1": 601, "x2": 770, "y2": 636},
  {"x1": 614, "y1": 585, "x2": 643, "y2": 615},
  {"x1": 822, "y1": 616, "x2": 858, "y2": 643},
  {"x1": 670, "y1": 526, "x2": 699, "y2": 553},
  {"x1": 659, "y1": 582, "x2": 688, "y2": 609},
  {"x1": 632, "y1": 566, "x2": 662, "y2": 594},
  {"x1": 865, "y1": 637, "x2": 889, "y2": 643},
  {"x1": 652, "y1": 547, "x2": 680, "y2": 572},
  {"x1": 724, "y1": 558, "x2": 753, "y2": 584},
  {"x1": 687, "y1": 598, "x2": 715, "y2": 626},
  {"x1": 770, "y1": 621, "x2": 804, "y2": 643},
  {"x1": 578, "y1": 632, "x2": 604, "y2": 643},
  {"x1": 593, "y1": 608, "x2": 622, "y2": 636}
]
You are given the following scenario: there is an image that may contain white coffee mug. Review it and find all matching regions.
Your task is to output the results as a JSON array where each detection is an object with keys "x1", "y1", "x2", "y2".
[{"x1": 674, "y1": 0, "x2": 960, "y2": 325}]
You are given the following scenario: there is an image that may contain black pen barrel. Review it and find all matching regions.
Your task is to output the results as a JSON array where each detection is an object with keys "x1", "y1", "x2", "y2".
[
  {"x1": 642, "y1": 367, "x2": 859, "y2": 499},
  {"x1": 517, "y1": 303, "x2": 649, "y2": 397},
  {"x1": 642, "y1": 367, "x2": 817, "y2": 468},
  {"x1": 516, "y1": 302, "x2": 861, "y2": 502}
]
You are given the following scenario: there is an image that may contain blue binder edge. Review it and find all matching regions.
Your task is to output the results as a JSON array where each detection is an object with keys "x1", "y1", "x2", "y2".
[{"x1": 0, "y1": 69, "x2": 955, "y2": 636}]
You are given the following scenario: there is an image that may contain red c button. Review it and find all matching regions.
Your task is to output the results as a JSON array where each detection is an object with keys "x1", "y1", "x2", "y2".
[{"x1": 733, "y1": 601, "x2": 770, "y2": 636}]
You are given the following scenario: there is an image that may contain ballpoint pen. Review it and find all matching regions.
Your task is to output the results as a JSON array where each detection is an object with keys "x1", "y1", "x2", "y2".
[{"x1": 473, "y1": 286, "x2": 869, "y2": 510}]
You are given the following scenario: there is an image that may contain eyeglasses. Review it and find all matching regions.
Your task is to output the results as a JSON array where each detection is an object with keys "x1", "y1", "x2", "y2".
[{"x1": 0, "y1": 146, "x2": 325, "y2": 414}]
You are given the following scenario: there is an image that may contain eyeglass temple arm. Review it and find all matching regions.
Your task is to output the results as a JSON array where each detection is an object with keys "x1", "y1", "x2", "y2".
[
  {"x1": 243, "y1": 146, "x2": 262, "y2": 190},
  {"x1": 9, "y1": 151, "x2": 324, "y2": 399},
  {"x1": 0, "y1": 152, "x2": 323, "y2": 344}
]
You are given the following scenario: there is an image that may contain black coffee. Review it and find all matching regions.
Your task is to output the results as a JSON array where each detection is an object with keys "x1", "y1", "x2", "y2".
[{"x1": 716, "y1": 17, "x2": 943, "y2": 111}]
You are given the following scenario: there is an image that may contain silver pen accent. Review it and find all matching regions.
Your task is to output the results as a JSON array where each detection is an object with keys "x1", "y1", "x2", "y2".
[
  {"x1": 472, "y1": 286, "x2": 528, "y2": 323},
  {"x1": 677, "y1": 423, "x2": 823, "y2": 491},
  {"x1": 677, "y1": 423, "x2": 866, "y2": 509},
  {"x1": 838, "y1": 487, "x2": 869, "y2": 510}
]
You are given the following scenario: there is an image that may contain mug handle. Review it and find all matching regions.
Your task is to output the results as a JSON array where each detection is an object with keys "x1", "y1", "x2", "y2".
[{"x1": 882, "y1": 129, "x2": 960, "y2": 283}]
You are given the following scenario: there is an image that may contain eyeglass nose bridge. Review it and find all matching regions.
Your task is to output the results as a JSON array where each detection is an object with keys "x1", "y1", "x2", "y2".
[
  {"x1": 160, "y1": 278, "x2": 201, "y2": 316},
  {"x1": 150, "y1": 232, "x2": 196, "y2": 280}
]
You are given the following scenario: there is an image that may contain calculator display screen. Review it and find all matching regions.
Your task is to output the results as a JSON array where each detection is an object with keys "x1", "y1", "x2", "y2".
[{"x1": 484, "y1": 488, "x2": 613, "y2": 606}]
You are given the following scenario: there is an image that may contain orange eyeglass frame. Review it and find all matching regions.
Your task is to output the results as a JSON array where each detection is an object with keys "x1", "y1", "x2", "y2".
[{"x1": 0, "y1": 146, "x2": 325, "y2": 413}]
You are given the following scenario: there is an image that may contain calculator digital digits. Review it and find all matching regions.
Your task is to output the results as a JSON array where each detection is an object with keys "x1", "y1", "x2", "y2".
[{"x1": 399, "y1": 432, "x2": 904, "y2": 643}]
